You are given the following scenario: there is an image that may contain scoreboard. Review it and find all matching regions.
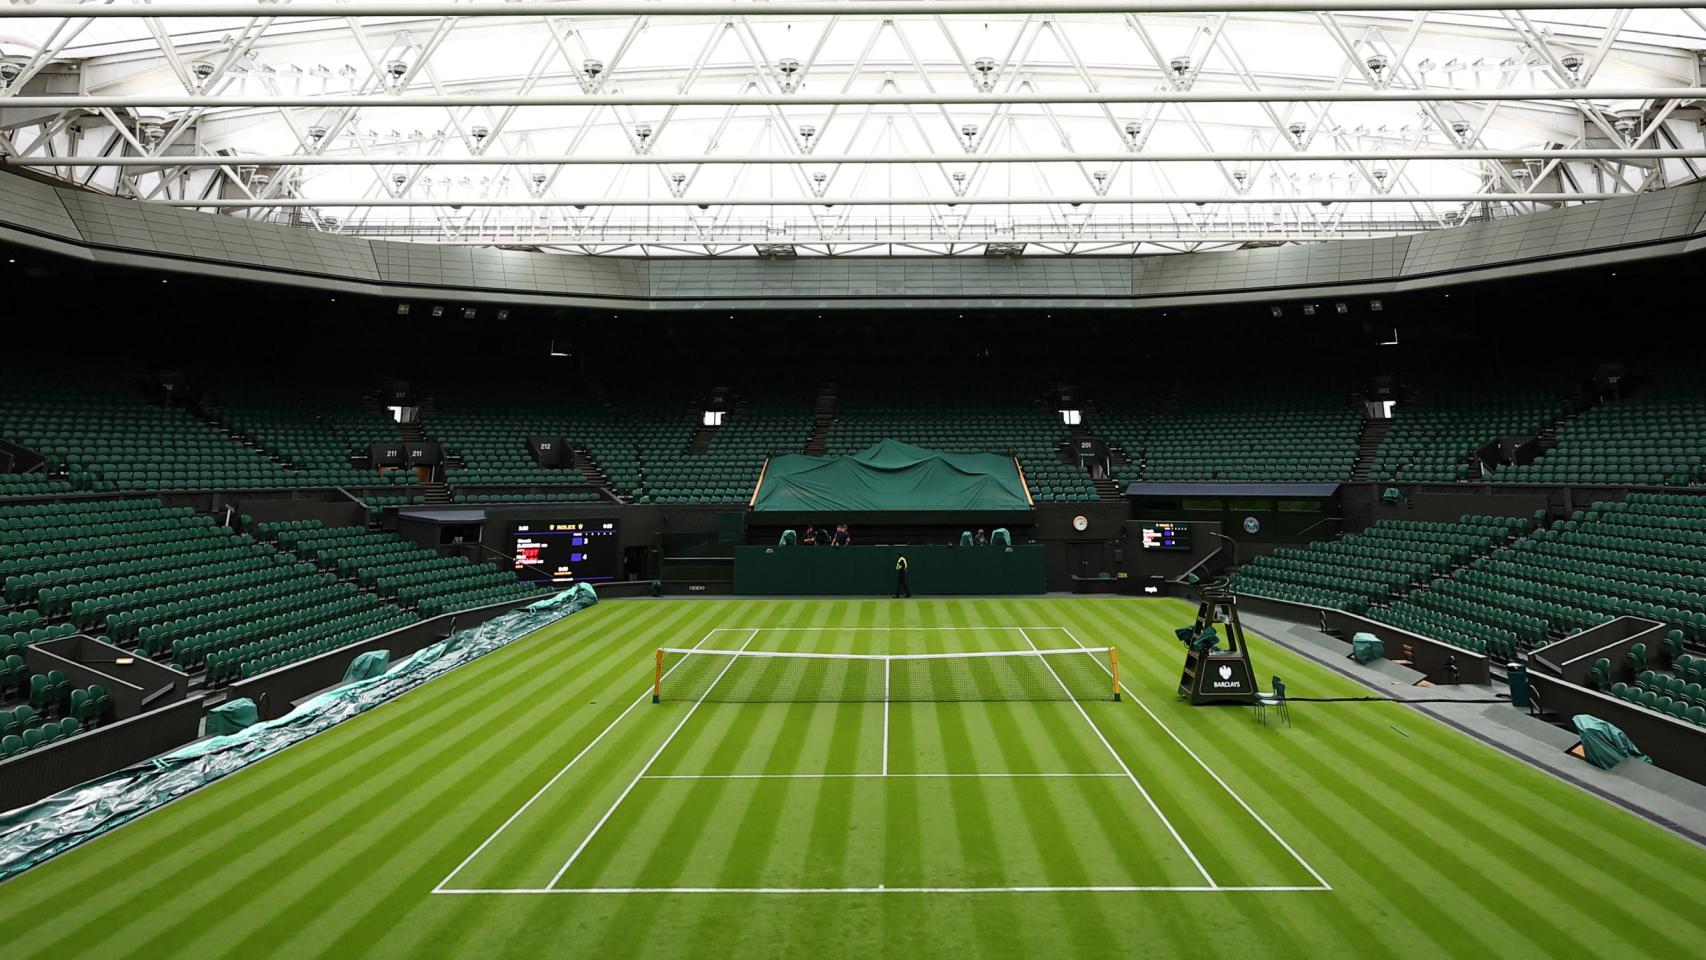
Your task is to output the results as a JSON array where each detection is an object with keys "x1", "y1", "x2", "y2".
[
  {"x1": 510, "y1": 520, "x2": 620, "y2": 583},
  {"x1": 1140, "y1": 521, "x2": 1192, "y2": 552}
]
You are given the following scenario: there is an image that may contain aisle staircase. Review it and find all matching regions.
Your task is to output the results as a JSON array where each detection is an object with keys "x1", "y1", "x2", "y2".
[
  {"x1": 571, "y1": 446, "x2": 616, "y2": 498},
  {"x1": 686, "y1": 422, "x2": 719, "y2": 454},
  {"x1": 395, "y1": 409, "x2": 450, "y2": 503},
  {"x1": 686, "y1": 397, "x2": 732, "y2": 455},
  {"x1": 1351, "y1": 418, "x2": 1392, "y2": 482},
  {"x1": 192, "y1": 405, "x2": 296, "y2": 473},
  {"x1": 806, "y1": 383, "x2": 838, "y2": 455}
]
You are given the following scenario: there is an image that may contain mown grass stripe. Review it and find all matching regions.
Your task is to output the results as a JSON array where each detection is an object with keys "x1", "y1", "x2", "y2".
[
  {"x1": 7, "y1": 598, "x2": 1706, "y2": 960},
  {"x1": 27, "y1": 602, "x2": 660, "y2": 958},
  {"x1": 131, "y1": 601, "x2": 691, "y2": 957}
]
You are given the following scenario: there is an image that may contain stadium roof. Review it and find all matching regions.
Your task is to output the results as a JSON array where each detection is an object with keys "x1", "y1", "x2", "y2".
[{"x1": 2, "y1": 1, "x2": 1704, "y2": 256}]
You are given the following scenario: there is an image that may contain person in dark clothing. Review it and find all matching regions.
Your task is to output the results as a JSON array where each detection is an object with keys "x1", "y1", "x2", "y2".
[
  {"x1": 817, "y1": 525, "x2": 833, "y2": 546},
  {"x1": 893, "y1": 554, "x2": 911, "y2": 598},
  {"x1": 833, "y1": 523, "x2": 852, "y2": 547},
  {"x1": 973, "y1": 528, "x2": 989, "y2": 546},
  {"x1": 802, "y1": 528, "x2": 817, "y2": 546}
]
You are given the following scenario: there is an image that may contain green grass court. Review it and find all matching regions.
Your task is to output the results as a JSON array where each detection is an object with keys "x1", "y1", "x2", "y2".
[{"x1": 5, "y1": 598, "x2": 1706, "y2": 958}]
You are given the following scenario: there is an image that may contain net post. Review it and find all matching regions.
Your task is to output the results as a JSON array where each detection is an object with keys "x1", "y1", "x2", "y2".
[
  {"x1": 653, "y1": 648, "x2": 663, "y2": 703},
  {"x1": 1111, "y1": 647, "x2": 1121, "y2": 701}
]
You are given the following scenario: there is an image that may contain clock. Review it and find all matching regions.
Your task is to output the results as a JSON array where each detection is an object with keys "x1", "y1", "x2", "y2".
[{"x1": 1072, "y1": 515, "x2": 1089, "y2": 532}]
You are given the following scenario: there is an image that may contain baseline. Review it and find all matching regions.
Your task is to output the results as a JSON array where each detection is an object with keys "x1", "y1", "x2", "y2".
[{"x1": 434, "y1": 885, "x2": 1329, "y2": 895}]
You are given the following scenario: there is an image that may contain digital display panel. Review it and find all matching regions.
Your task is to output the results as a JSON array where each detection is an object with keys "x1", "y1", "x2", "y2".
[
  {"x1": 510, "y1": 520, "x2": 620, "y2": 583},
  {"x1": 1140, "y1": 521, "x2": 1192, "y2": 552}
]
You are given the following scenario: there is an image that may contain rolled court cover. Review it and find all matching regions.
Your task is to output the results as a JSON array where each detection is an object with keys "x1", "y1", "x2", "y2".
[
  {"x1": 752, "y1": 440, "x2": 1030, "y2": 512},
  {"x1": 0, "y1": 585, "x2": 599, "y2": 881}
]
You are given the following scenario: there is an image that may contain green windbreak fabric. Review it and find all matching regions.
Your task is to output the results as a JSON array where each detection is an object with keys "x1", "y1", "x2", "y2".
[{"x1": 753, "y1": 440, "x2": 1031, "y2": 512}]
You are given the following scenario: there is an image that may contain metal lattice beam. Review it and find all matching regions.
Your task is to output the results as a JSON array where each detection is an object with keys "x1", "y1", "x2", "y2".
[
  {"x1": 145, "y1": 192, "x2": 1627, "y2": 207},
  {"x1": 4, "y1": 2, "x2": 1705, "y2": 18},
  {"x1": 8, "y1": 89, "x2": 1706, "y2": 108},
  {"x1": 10, "y1": 149, "x2": 1703, "y2": 167}
]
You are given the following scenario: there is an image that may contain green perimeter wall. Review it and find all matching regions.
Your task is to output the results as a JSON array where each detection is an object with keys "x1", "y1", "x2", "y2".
[{"x1": 734, "y1": 544, "x2": 1044, "y2": 595}]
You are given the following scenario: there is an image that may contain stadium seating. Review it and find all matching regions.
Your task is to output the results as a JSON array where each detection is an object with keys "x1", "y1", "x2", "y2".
[
  {"x1": 0, "y1": 666, "x2": 101, "y2": 756},
  {"x1": 0, "y1": 498, "x2": 430, "y2": 684},
  {"x1": 1602, "y1": 651, "x2": 1706, "y2": 728},
  {"x1": 451, "y1": 491, "x2": 603, "y2": 504},
  {"x1": 203, "y1": 379, "x2": 417, "y2": 489},
  {"x1": 0, "y1": 473, "x2": 75, "y2": 501},
  {"x1": 1369, "y1": 377, "x2": 1575, "y2": 482},
  {"x1": 422, "y1": 388, "x2": 626, "y2": 496},
  {"x1": 635, "y1": 390, "x2": 808, "y2": 504},
  {"x1": 0, "y1": 368, "x2": 301, "y2": 492},
  {"x1": 1092, "y1": 383, "x2": 1360, "y2": 484},
  {"x1": 1492, "y1": 378, "x2": 1706, "y2": 486},
  {"x1": 263, "y1": 519, "x2": 544, "y2": 621},
  {"x1": 1233, "y1": 515, "x2": 1524, "y2": 615},
  {"x1": 1370, "y1": 495, "x2": 1706, "y2": 659}
]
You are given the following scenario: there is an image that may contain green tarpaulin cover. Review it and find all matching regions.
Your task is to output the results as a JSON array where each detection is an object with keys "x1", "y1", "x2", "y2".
[
  {"x1": 1351, "y1": 632, "x2": 1386, "y2": 664},
  {"x1": 204, "y1": 698, "x2": 258, "y2": 737},
  {"x1": 1175, "y1": 625, "x2": 1219, "y2": 652},
  {"x1": 1573, "y1": 715, "x2": 1652, "y2": 770},
  {"x1": 753, "y1": 440, "x2": 1031, "y2": 513},
  {"x1": 0, "y1": 586, "x2": 600, "y2": 882},
  {"x1": 343, "y1": 650, "x2": 390, "y2": 682}
]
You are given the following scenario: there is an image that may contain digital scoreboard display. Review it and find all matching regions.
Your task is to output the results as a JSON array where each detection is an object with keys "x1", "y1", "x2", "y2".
[
  {"x1": 1140, "y1": 521, "x2": 1192, "y2": 551},
  {"x1": 511, "y1": 520, "x2": 620, "y2": 583}
]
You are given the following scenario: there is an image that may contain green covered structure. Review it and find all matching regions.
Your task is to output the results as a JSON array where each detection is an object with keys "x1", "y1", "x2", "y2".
[{"x1": 753, "y1": 440, "x2": 1032, "y2": 513}]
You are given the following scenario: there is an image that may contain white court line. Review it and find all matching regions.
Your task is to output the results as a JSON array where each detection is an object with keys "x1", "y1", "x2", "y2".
[
  {"x1": 434, "y1": 885, "x2": 1328, "y2": 895},
  {"x1": 658, "y1": 647, "x2": 1099, "y2": 660},
  {"x1": 698, "y1": 627, "x2": 1078, "y2": 632},
  {"x1": 639, "y1": 772, "x2": 1127, "y2": 780},
  {"x1": 1017, "y1": 627, "x2": 1216, "y2": 888},
  {"x1": 711, "y1": 626, "x2": 1030, "y2": 631},
  {"x1": 882, "y1": 657, "x2": 891, "y2": 776},
  {"x1": 545, "y1": 627, "x2": 760, "y2": 889},
  {"x1": 433, "y1": 625, "x2": 728, "y2": 893},
  {"x1": 1052, "y1": 625, "x2": 1333, "y2": 892}
]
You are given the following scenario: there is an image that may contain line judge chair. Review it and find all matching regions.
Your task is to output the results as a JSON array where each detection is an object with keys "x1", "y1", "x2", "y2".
[{"x1": 1255, "y1": 676, "x2": 1290, "y2": 728}]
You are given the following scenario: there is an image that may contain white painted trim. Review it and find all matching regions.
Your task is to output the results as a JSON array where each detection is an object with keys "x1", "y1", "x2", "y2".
[
  {"x1": 638, "y1": 772, "x2": 1127, "y2": 780},
  {"x1": 433, "y1": 885, "x2": 1330, "y2": 895},
  {"x1": 657, "y1": 646, "x2": 1111, "y2": 660}
]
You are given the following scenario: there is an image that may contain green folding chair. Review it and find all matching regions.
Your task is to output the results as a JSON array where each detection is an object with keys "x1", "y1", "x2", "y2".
[{"x1": 1255, "y1": 677, "x2": 1291, "y2": 727}]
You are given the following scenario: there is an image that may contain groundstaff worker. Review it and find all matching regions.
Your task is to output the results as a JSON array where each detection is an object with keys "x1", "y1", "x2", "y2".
[{"x1": 894, "y1": 553, "x2": 911, "y2": 598}]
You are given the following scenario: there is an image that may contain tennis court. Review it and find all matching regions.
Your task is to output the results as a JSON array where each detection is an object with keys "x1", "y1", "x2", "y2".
[
  {"x1": 437, "y1": 622, "x2": 1323, "y2": 894},
  {"x1": 7, "y1": 598, "x2": 1706, "y2": 960}
]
